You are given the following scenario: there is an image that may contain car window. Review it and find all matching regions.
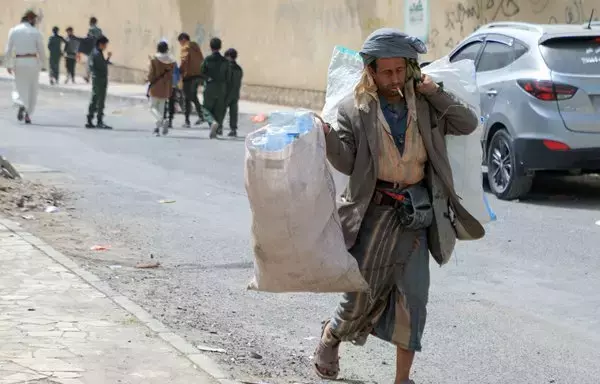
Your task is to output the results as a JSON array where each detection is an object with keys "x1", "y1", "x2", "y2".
[
  {"x1": 539, "y1": 37, "x2": 600, "y2": 74},
  {"x1": 514, "y1": 41, "x2": 529, "y2": 60},
  {"x1": 450, "y1": 41, "x2": 483, "y2": 63},
  {"x1": 477, "y1": 41, "x2": 515, "y2": 72}
]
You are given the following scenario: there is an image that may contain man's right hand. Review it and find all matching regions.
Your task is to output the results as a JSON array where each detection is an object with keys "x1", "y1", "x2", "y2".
[
  {"x1": 7, "y1": 68, "x2": 12, "y2": 75},
  {"x1": 313, "y1": 113, "x2": 331, "y2": 134}
]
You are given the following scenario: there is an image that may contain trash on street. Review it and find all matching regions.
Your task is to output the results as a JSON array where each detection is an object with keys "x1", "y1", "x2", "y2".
[
  {"x1": 44, "y1": 205, "x2": 59, "y2": 213},
  {"x1": 196, "y1": 345, "x2": 227, "y2": 353},
  {"x1": 135, "y1": 261, "x2": 160, "y2": 269},
  {"x1": 251, "y1": 113, "x2": 267, "y2": 123},
  {"x1": 90, "y1": 245, "x2": 110, "y2": 251}
]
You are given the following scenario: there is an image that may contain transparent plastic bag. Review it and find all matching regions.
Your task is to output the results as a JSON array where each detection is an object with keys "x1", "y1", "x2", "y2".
[
  {"x1": 246, "y1": 110, "x2": 315, "y2": 152},
  {"x1": 321, "y1": 46, "x2": 363, "y2": 198},
  {"x1": 321, "y1": 46, "x2": 495, "y2": 226},
  {"x1": 422, "y1": 58, "x2": 495, "y2": 225}
]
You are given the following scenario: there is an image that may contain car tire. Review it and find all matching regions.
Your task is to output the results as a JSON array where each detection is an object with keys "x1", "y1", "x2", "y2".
[{"x1": 487, "y1": 129, "x2": 533, "y2": 200}]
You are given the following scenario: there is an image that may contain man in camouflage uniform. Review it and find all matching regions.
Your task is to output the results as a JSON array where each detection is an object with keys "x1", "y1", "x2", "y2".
[
  {"x1": 83, "y1": 17, "x2": 103, "y2": 83},
  {"x1": 85, "y1": 35, "x2": 112, "y2": 129},
  {"x1": 47, "y1": 26, "x2": 64, "y2": 85}
]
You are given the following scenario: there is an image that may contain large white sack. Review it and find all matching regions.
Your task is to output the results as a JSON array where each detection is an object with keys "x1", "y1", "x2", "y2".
[
  {"x1": 422, "y1": 58, "x2": 495, "y2": 224},
  {"x1": 321, "y1": 45, "x2": 496, "y2": 227},
  {"x1": 244, "y1": 114, "x2": 369, "y2": 293}
]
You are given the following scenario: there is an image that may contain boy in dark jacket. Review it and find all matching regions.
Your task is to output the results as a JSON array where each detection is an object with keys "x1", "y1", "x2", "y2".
[
  {"x1": 224, "y1": 48, "x2": 243, "y2": 137},
  {"x1": 202, "y1": 37, "x2": 230, "y2": 139},
  {"x1": 86, "y1": 35, "x2": 112, "y2": 129}
]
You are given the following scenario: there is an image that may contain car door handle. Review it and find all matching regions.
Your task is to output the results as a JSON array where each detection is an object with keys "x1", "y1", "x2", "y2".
[{"x1": 486, "y1": 89, "x2": 498, "y2": 96}]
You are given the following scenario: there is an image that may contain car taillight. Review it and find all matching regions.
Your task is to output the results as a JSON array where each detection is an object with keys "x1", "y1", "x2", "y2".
[
  {"x1": 543, "y1": 139, "x2": 570, "y2": 151},
  {"x1": 517, "y1": 79, "x2": 578, "y2": 101}
]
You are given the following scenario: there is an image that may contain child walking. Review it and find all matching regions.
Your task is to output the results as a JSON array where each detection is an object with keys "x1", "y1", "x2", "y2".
[
  {"x1": 224, "y1": 48, "x2": 243, "y2": 137},
  {"x1": 163, "y1": 60, "x2": 181, "y2": 129},
  {"x1": 147, "y1": 41, "x2": 175, "y2": 136}
]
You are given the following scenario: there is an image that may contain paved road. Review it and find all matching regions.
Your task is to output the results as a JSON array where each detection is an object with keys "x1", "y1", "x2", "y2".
[{"x1": 1, "y1": 83, "x2": 599, "y2": 384}]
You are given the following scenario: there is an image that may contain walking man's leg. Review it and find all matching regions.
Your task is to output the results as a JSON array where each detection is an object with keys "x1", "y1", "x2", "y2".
[
  {"x1": 163, "y1": 97, "x2": 168, "y2": 120},
  {"x1": 66, "y1": 58, "x2": 75, "y2": 83},
  {"x1": 204, "y1": 94, "x2": 220, "y2": 139},
  {"x1": 86, "y1": 86, "x2": 98, "y2": 128},
  {"x1": 150, "y1": 97, "x2": 167, "y2": 135},
  {"x1": 214, "y1": 95, "x2": 227, "y2": 136},
  {"x1": 167, "y1": 90, "x2": 176, "y2": 127},
  {"x1": 84, "y1": 55, "x2": 90, "y2": 83},
  {"x1": 54, "y1": 57, "x2": 60, "y2": 83},
  {"x1": 13, "y1": 65, "x2": 27, "y2": 121},
  {"x1": 192, "y1": 79, "x2": 205, "y2": 125},
  {"x1": 25, "y1": 66, "x2": 40, "y2": 123},
  {"x1": 182, "y1": 79, "x2": 193, "y2": 127},
  {"x1": 96, "y1": 81, "x2": 111, "y2": 129},
  {"x1": 49, "y1": 58, "x2": 56, "y2": 84},
  {"x1": 228, "y1": 99, "x2": 239, "y2": 137},
  {"x1": 389, "y1": 232, "x2": 429, "y2": 384}
]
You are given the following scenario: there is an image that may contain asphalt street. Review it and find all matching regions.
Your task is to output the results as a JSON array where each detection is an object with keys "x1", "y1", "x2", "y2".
[{"x1": 1, "y1": 83, "x2": 599, "y2": 384}]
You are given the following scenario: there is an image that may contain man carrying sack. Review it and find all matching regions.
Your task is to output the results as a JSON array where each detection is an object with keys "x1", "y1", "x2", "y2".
[{"x1": 312, "y1": 28, "x2": 485, "y2": 384}]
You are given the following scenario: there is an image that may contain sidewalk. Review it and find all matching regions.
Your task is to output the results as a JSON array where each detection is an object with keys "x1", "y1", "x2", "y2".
[
  {"x1": 0, "y1": 218, "x2": 231, "y2": 384},
  {"x1": 0, "y1": 67, "x2": 300, "y2": 115}
]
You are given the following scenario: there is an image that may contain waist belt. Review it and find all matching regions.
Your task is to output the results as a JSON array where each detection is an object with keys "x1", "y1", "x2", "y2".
[
  {"x1": 16, "y1": 54, "x2": 37, "y2": 58},
  {"x1": 373, "y1": 180, "x2": 409, "y2": 208},
  {"x1": 372, "y1": 180, "x2": 434, "y2": 230},
  {"x1": 372, "y1": 189, "x2": 407, "y2": 209}
]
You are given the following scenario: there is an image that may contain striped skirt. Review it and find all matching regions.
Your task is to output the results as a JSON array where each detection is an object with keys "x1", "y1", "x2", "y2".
[{"x1": 329, "y1": 202, "x2": 430, "y2": 351}]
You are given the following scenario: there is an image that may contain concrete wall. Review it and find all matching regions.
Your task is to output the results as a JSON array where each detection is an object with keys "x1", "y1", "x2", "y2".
[{"x1": 1, "y1": 0, "x2": 599, "y2": 108}]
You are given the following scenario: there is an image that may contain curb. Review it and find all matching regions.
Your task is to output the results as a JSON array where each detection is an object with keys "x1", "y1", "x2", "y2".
[
  {"x1": 0, "y1": 217, "x2": 239, "y2": 384},
  {"x1": 0, "y1": 76, "x2": 148, "y2": 106}
]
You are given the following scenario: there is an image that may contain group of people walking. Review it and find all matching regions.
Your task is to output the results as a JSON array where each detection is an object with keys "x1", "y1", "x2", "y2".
[
  {"x1": 4, "y1": 8, "x2": 244, "y2": 138},
  {"x1": 46, "y1": 17, "x2": 102, "y2": 85},
  {"x1": 147, "y1": 33, "x2": 243, "y2": 137}
]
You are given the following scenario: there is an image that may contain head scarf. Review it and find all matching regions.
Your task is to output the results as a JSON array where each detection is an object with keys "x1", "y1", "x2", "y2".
[{"x1": 359, "y1": 28, "x2": 427, "y2": 65}]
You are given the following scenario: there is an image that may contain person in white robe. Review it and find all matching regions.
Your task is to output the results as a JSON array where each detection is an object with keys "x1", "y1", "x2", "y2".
[{"x1": 4, "y1": 9, "x2": 46, "y2": 124}]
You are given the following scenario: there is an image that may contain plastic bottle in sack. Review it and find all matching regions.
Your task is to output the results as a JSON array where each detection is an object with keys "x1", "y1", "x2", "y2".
[{"x1": 264, "y1": 126, "x2": 290, "y2": 151}]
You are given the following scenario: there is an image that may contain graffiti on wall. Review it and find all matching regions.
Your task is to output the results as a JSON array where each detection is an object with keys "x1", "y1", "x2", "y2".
[
  {"x1": 428, "y1": 0, "x2": 600, "y2": 56},
  {"x1": 194, "y1": 23, "x2": 220, "y2": 45}
]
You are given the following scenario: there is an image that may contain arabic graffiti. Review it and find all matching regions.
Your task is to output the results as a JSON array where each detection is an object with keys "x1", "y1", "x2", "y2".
[
  {"x1": 429, "y1": 0, "x2": 600, "y2": 57},
  {"x1": 444, "y1": 0, "x2": 521, "y2": 35}
]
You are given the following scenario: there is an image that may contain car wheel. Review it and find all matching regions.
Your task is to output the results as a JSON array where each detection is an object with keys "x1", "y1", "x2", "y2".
[{"x1": 487, "y1": 130, "x2": 533, "y2": 200}]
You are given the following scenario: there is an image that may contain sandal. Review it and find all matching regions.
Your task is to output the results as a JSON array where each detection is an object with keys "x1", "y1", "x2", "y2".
[{"x1": 313, "y1": 320, "x2": 341, "y2": 380}]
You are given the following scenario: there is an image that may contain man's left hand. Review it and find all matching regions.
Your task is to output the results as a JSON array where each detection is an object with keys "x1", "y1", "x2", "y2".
[{"x1": 416, "y1": 74, "x2": 438, "y2": 95}]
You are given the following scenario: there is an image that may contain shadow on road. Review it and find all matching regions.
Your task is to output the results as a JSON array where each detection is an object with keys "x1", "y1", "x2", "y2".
[
  {"x1": 483, "y1": 174, "x2": 600, "y2": 210},
  {"x1": 523, "y1": 174, "x2": 600, "y2": 210}
]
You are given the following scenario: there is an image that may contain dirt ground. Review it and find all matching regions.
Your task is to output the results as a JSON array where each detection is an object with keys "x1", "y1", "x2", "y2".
[{"x1": 0, "y1": 174, "x2": 307, "y2": 383}]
